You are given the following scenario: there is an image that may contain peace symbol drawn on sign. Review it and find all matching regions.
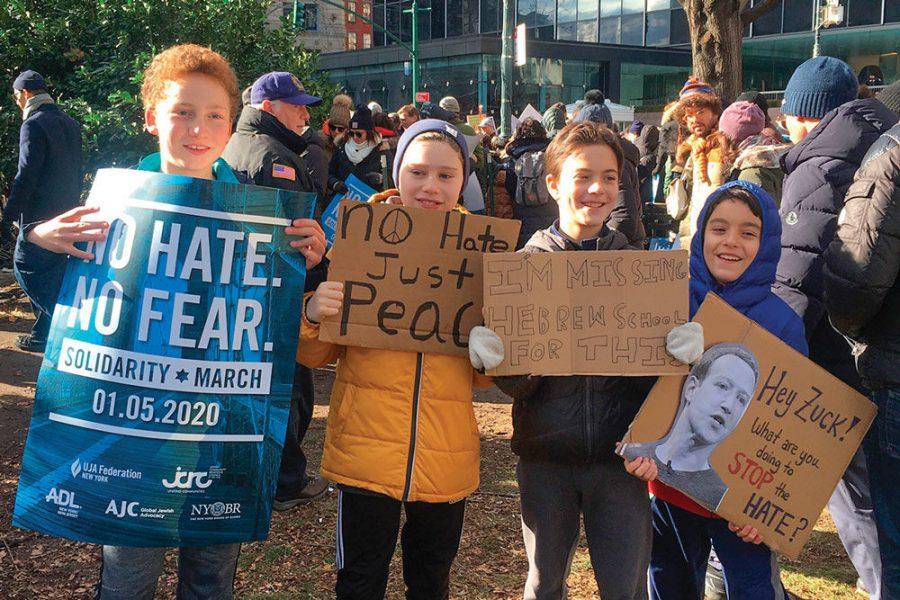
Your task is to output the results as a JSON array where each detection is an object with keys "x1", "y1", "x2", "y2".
[{"x1": 378, "y1": 208, "x2": 413, "y2": 245}]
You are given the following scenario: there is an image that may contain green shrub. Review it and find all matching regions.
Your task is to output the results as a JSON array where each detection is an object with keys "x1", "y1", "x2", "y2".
[{"x1": 0, "y1": 0, "x2": 339, "y2": 198}]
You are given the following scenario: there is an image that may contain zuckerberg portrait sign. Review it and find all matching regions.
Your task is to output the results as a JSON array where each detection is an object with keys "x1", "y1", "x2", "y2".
[
  {"x1": 12, "y1": 169, "x2": 315, "y2": 547},
  {"x1": 619, "y1": 294, "x2": 876, "y2": 559},
  {"x1": 621, "y1": 343, "x2": 759, "y2": 509}
]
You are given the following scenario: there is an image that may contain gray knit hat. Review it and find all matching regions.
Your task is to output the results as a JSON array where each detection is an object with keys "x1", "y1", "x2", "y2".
[{"x1": 876, "y1": 80, "x2": 900, "y2": 115}]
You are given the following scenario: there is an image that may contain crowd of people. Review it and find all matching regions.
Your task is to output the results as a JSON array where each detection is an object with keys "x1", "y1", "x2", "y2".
[{"x1": 2, "y1": 41, "x2": 900, "y2": 600}]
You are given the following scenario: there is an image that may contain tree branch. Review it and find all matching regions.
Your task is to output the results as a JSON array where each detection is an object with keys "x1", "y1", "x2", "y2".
[{"x1": 741, "y1": 0, "x2": 781, "y2": 26}]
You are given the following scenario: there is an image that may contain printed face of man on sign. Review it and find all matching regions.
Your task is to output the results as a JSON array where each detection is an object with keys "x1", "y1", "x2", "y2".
[{"x1": 621, "y1": 343, "x2": 759, "y2": 510}]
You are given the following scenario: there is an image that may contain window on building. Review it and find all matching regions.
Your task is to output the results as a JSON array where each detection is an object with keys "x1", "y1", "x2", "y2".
[
  {"x1": 304, "y1": 3, "x2": 318, "y2": 30},
  {"x1": 849, "y1": 0, "x2": 881, "y2": 26},
  {"x1": 363, "y1": 32, "x2": 372, "y2": 47},
  {"x1": 481, "y1": 0, "x2": 501, "y2": 32},
  {"x1": 348, "y1": 2, "x2": 356, "y2": 21},
  {"x1": 621, "y1": 12, "x2": 642, "y2": 44},
  {"x1": 646, "y1": 10, "x2": 670, "y2": 45},
  {"x1": 417, "y1": 0, "x2": 433, "y2": 40},
  {"x1": 887, "y1": 0, "x2": 900, "y2": 22},
  {"x1": 621, "y1": 0, "x2": 643, "y2": 15},
  {"x1": 751, "y1": 0, "x2": 782, "y2": 35},
  {"x1": 447, "y1": 0, "x2": 479, "y2": 36},
  {"x1": 348, "y1": 32, "x2": 358, "y2": 49},
  {"x1": 600, "y1": 0, "x2": 620, "y2": 18},
  {"x1": 599, "y1": 16, "x2": 620, "y2": 43},
  {"x1": 782, "y1": 0, "x2": 812, "y2": 32},
  {"x1": 374, "y1": 0, "x2": 386, "y2": 44},
  {"x1": 646, "y1": 0, "x2": 672, "y2": 10},
  {"x1": 431, "y1": 0, "x2": 446, "y2": 38},
  {"x1": 386, "y1": 1, "x2": 402, "y2": 40},
  {"x1": 670, "y1": 8, "x2": 689, "y2": 44},
  {"x1": 577, "y1": 19, "x2": 598, "y2": 42},
  {"x1": 363, "y1": 1, "x2": 372, "y2": 16}
]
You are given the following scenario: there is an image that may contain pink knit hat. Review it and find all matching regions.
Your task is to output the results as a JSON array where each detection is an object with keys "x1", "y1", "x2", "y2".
[{"x1": 718, "y1": 101, "x2": 765, "y2": 145}]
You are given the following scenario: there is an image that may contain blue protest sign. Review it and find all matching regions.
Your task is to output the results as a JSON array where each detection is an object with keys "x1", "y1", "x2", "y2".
[
  {"x1": 321, "y1": 174, "x2": 376, "y2": 247},
  {"x1": 12, "y1": 169, "x2": 315, "y2": 547}
]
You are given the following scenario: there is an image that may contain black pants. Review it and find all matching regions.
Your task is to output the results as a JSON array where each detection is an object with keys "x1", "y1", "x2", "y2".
[
  {"x1": 276, "y1": 364, "x2": 315, "y2": 497},
  {"x1": 335, "y1": 489, "x2": 466, "y2": 600}
]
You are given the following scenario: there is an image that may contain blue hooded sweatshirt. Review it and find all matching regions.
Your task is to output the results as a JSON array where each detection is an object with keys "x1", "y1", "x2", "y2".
[{"x1": 689, "y1": 180, "x2": 808, "y2": 356}]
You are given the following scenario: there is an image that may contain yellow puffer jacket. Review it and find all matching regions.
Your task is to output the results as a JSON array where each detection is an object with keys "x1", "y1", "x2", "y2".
[
  {"x1": 297, "y1": 308, "x2": 491, "y2": 502},
  {"x1": 297, "y1": 192, "x2": 490, "y2": 502}
]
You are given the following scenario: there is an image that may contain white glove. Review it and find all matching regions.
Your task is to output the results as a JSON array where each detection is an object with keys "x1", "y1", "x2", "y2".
[
  {"x1": 468, "y1": 326, "x2": 505, "y2": 371},
  {"x1": 666, "y1": 322, "x2": 704, "y2": 365}
]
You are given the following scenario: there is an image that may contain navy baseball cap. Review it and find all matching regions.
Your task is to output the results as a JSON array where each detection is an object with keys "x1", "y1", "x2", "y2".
[
  {"x1": 13, "y1": 70, "x2": 47, "y2": 91},
  {"x1": 250, "y1": 72, "x2": 322, "y2": 106}
]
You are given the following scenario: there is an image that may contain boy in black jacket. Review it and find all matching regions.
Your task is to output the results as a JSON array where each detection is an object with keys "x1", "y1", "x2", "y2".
[{"x1": 470, "y1": 121, "x2": 656, "y2": 600}]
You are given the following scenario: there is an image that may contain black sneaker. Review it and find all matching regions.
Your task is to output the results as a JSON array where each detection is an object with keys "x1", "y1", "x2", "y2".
[
  {"x1": 273, "y1": 476, "x2": 329, "y2": 511},
  {"x1": 16, "y1": 334, "x2": 47, "y2": 353}
]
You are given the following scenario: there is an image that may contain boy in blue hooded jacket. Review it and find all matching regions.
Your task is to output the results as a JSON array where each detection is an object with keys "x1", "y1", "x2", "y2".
[{"x1": 627, "y1": 180, "x2": 807, "y2": 600}]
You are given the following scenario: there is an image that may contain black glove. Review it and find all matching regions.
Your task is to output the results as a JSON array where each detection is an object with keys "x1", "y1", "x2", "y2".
[{"x1": 332, "y1": 180, "x2": 348, "y2": 194}]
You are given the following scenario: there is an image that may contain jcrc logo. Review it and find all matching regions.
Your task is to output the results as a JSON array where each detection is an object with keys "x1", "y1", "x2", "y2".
[
  {"x1": 191, "y1": 502, "x2": 241, "y2": 518},
  {"x1": 163, "y1": 466, "x2": 213, "y2": 491},
  {"x1": 105, "y1": 500, "x2": 140, "y2": 518}
]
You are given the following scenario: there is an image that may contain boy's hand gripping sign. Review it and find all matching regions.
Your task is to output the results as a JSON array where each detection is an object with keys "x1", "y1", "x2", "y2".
[
  {"x1": 319, "y1": 200, "x2": 520, "y2": 356},
  {"x1": 619, "y1": 294, "x2": 877, "y2": 559}
]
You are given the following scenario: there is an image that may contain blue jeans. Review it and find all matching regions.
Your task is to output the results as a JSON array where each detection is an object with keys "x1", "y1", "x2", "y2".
[
  {"x1": 12, "y1": 230, "x2": 67, "y2": 341},
  {"x1": 864, "y1": 387, "x2": 900, "y2": 597},
  {"x1": 96, "y1": 544, "x2": 241, "y2": 600},
  {"x1": 649, "y1": 498, "x2": 786, "y2": 600}
]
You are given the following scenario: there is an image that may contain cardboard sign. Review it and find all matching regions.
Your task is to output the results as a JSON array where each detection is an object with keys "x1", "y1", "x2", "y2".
[
  {"x1": 619, "y1": 294, "x2": 877, "y2": 559},
  {"x1": 482, "y1": 250, "x2": 690, "y2": 376},
  {"x1": 319, "y1": 200, "x2": 520, "y2": 356},
  {"x1": 12, "y1": 169, "x2": 315, "y2": 546},
  {"x1": 466, "y1": 114, "x2": 484, "y2": 129}
]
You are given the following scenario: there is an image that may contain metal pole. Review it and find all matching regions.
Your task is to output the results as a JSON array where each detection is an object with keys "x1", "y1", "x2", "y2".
[
  {"x1": 812, "y1": 0, "x2": 821, "y2": 57},
  {"x1": 499, "y1": 0, "x2": 514, "y2": 140},
  {"x1": 411, "y1": 0, "x2": 419, "y2": 106}
]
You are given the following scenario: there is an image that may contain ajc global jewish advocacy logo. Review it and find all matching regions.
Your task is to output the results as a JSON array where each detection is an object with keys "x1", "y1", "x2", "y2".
[{"x1": 70, "y1": 458, "x2": 143, "y2": 484}]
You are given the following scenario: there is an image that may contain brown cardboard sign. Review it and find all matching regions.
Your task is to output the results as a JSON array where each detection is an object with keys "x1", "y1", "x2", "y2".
[
  {"x1": 482, "y1": 250, "x2": 690, "y2": 376},
  {"x1": 319, "y1": 200, "x2": 520, "y2": 356},
  {"x1": 619, "y1": 293, "x2": 877, "y2": 559}
]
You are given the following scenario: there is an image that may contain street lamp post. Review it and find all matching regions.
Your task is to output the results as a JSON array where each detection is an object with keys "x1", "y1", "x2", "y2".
[
  {"x1": 812, "y1": 0, "x2": 844, "y2": 58},
  {"x1": 812, "y1": 0, "x2": 822, "y2": 57},
  {"x1": 499, "y1": 0, "x2": 514, "y2": 141}
]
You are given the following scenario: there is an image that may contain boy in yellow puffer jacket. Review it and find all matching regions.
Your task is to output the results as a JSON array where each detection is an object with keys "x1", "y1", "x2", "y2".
[{"x1": 297, "y1": 119, "x2": 499, "y2": 600}]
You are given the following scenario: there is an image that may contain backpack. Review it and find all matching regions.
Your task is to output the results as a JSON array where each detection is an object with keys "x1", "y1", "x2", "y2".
[{"x1": 513, "y1": 151, "x2": 552, "y2": 207}]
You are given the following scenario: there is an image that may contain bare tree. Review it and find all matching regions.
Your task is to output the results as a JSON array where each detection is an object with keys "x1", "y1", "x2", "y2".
[{"x1": 677, "y1": 0, "x2": 781, "y2": 101}]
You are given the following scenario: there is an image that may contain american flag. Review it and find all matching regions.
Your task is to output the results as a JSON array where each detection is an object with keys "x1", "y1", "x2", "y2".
[{"x1": 272, "y1": 163, "x2": 296, "y2": 180}]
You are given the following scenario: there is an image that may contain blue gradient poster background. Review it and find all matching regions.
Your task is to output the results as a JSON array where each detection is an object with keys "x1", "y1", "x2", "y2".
[{"x1": 12, "y1": 169, "x2": 315, "y2": 546}]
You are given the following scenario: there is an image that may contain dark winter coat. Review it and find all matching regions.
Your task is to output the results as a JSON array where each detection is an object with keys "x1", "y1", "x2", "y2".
[
  {"x1": 773, "y1": 98, "x2": 897, "y2": 387},
  {"x1": 300, "y1": 127, "x2": 331, "y2": 212},
  {"x1": 493, "y1": 223, "x2": 656, "y2": 464},
  {"x1": 503, "y1": 137, "x2": 557, "y2": 249},
  {"x1": 221, "y1": 106, "x2": 318, "y2": 199},
  {"x1": 4, "y1": 102, "x2": 82, "y2": 225},
  {"x1": 636, "y1": 125, "x2": 659, "y2": 203},
  {"x1": 824, "y1": 123, "x2": 900, "y2": 389},
  {"x1": 328, "y1": 140, "x2": 389, "y2": 193},
  {"x1": 608, "y1": 137, "x2": 646, "y2": 247}
]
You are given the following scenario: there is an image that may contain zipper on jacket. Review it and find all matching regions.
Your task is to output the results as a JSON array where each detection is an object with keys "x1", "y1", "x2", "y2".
[
  {"x1": 584, "y1": 376, "x2": 594, "y2": 458},
  {"x1": 402, "y1": 353, "x2": 425, "y2": 502}
]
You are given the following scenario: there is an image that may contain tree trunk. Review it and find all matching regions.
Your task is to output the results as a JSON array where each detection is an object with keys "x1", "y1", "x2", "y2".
[{"x1": 681, "y1": 0, "x2": 745, "y2": 102}]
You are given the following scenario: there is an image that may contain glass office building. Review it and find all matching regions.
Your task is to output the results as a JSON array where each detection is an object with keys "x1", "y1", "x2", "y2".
[{"x1": 317, "y1": 0, "x2": 899, "y2": 114}]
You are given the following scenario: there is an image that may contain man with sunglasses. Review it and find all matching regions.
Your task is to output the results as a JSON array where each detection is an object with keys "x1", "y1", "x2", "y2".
[{"x1": 222, "y1": 71, "x2": 331, "y2": 510}]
